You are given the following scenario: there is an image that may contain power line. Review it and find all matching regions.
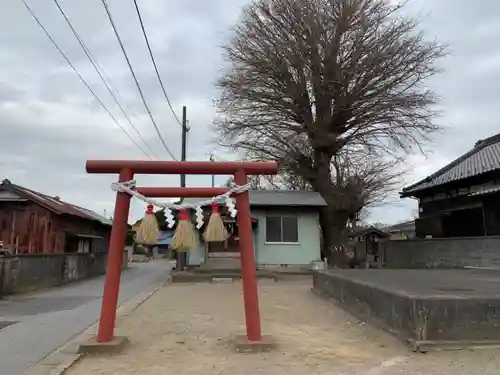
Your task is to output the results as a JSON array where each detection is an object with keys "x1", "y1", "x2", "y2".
[
  {"x1": 100, "y1": 0, "x2": 177, "y2": 160},
  {"x1": 52, "y1": 0, "x2": 160, "y2": 160},
  {"x1": 132, "y1": 0, "x2": 182, "y2": 127},
  {"x1": 72, "y1": 40, "x2": 142, "y2": 123},
  {"x1": 96, "y1": 64, "x2": 142, "y2": 122},
  {"x1": 19, "y1": 0, "x2": 152, "y2": 158},
  {"x1": 85, "y1": 50, "x2": 144, "y2": 130}
]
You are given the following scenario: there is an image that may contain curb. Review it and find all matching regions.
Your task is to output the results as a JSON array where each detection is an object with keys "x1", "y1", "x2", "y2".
[{"x1": 21, "y1": 280, "x2": 167, "y2": 375}]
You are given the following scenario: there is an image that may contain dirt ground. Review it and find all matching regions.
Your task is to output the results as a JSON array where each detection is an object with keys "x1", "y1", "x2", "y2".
[{"x1": 68, "y1": 278, "x2": 500, "y2": 375}]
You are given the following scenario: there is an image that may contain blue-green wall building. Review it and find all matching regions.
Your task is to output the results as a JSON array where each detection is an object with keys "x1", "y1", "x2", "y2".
[{"x1": 184, "y1": 190, "x2": 326, "y2": 269}]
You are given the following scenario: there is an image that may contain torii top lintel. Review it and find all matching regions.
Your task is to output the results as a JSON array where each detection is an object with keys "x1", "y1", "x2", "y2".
[{"x1": 85, "y1": 160, "x2": 279, "y2": 175}]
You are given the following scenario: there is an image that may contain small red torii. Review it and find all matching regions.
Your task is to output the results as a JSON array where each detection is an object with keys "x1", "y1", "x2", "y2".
[{"x1": 86, "y1": 160, "x2": 279, "y2": 346}]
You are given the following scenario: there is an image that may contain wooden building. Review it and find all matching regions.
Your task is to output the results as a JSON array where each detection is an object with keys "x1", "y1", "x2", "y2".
[
  {"x1": 0, "y1": 179, "x2": 112, "y2": 254},
  {"x1": 347, "y1": 227, "x2": 389, "y2": 267},
  {"x1": 401, "y1": 133, "x2": 500, "y2": 238},
  {"x1": 384, "y1": 220, "x2": 416, "y2": 240}
]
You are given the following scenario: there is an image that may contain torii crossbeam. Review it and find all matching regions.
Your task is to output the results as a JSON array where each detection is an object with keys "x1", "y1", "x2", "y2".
[{"x1": 86, "y1": 160, "x2": 279, "y2": 346}]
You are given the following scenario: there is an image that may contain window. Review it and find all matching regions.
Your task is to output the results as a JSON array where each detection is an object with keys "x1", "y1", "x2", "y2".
[{"x1": 265, "y1": 216, "x2": 298, "y2": 243}]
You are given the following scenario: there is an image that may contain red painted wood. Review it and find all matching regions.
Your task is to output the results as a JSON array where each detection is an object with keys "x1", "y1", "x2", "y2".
[
  {"x1": 136, "y1": 187, "x2": 230, "y2": 198},
  {"x1": 87, "y1": 159, "x2": 277, "y2": 344},
  {"x1": 97, "y1": 168, "x2": 134, "y2": 343},
  {"x1": 86, "y1": 160, "x2": 279, "y2": 175},
  {"x1": 234, "y1": 169, "x2": 262, "y2": 342}
]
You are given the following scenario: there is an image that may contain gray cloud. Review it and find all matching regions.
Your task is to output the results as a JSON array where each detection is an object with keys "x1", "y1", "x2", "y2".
[
  {"x1": 369, "y1": 0, "x2": 500, "y2": 223},
  {"x1": 0, "y1": 0, "x2": 244, "y2": 222},
  {"x1": 1, "y1": 0, "x2": 499, "y2": 225}
]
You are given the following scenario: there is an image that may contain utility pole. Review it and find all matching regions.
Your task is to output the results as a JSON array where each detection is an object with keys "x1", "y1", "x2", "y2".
[
  {"x1": 177, "y1": 105, "x2": 189, "y2": 271},
  {"x1": 209, "y1": 153, "x2": 215, "y2": 188},
  {"x1": 180, "y1": 105, "x2": 188, "y2": 188}
]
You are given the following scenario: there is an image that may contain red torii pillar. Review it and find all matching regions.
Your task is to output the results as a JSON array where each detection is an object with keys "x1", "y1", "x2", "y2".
[{"x1": 86, "y1": 160, "x2": 279, "y2": 345}]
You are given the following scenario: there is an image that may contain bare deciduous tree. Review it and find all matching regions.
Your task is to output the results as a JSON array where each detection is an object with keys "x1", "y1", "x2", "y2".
[
  {"x1": 330, "y1": 148, "x2": 404, "y2": 224},
  {"x1": 215, "y1": 0, "x2": 447, "y2": 261}
]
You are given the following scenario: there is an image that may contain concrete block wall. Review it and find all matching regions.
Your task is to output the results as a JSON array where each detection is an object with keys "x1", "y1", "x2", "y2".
[
  {"x1": 383, "y1": 236, "x2": 500, "y2": 269},
  {"x1": 62, "y1": 253, "x2": 108, "y2": 283},
  {"x1": 313, "y1": 271, "x2": 417, "y2": 341},
  {"x1": 11, "y1": 255, "x2": 66, "y2": 292},
  {"x1": 0, "y1": 251, "x2": 127, "y2": 296},
  {"x1": 313, "y1": 270, "x2": 500, "y2": 344}
]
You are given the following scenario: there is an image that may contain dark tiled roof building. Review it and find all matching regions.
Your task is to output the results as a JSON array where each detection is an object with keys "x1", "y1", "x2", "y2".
[{"x1": 401, "y1": 133, "x2": 500, "y2": 238}]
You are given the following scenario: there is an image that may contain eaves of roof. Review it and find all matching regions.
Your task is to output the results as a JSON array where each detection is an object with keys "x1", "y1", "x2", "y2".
[
  {"x1": 1, "y1": 180, "x2": 108, "y2": 225},
  {"x1": 401, "y1": 133, "x2": 500, "y2": 197}
]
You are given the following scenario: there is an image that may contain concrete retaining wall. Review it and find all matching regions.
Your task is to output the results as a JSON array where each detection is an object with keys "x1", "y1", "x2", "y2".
[
  {"x1": 383, "y1": 236, "x2": 500, "y2": 269},
  {"x1": 312, "y1": 271, "x2": 416, "y2": 341},
  {"x1": 0, "y1": 251, "x2": 128, "y2": 295},
  {"x1": 312, "y1": 270, "x2": 500, "y2": 348}
]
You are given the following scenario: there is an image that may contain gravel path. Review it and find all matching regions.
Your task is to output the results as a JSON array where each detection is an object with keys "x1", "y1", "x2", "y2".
[
  {"x1": 0, "y1": 260, "x2": 170, "y2": 375},
  {"x1": 67, "y1": 278, "x2": 500, "y2": 375}
]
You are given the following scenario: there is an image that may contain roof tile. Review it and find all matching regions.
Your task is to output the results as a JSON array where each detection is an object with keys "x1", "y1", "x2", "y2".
[
  {"x1": 0, "y1": 179, "x2": 111, "y2": 226},
  {"x1": 182, "y1": 190, "x2": 327, "y2": 207},
  {"x1": 402, "y1": 133, "x2": 500, "y2": 195}
]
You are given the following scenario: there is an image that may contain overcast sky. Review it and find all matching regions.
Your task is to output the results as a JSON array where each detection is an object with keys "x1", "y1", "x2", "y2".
[{"x1": 1, "y1": 0, "x2": 499, "y2": 225}]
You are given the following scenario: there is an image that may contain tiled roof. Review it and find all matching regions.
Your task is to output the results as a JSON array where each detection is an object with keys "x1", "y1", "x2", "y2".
[
  {"x1": 0, "y1": 179, "x2": 111, "y2": 226},
  {"x1": 182, "y1": 190, "x2": 327, "y2": 207},
  {"x1": 385, "y1": 220, "x2": 415, "y2": 233},
  {"x1": 71, "y1": 204, "x2": 113, "y2": 226},
  {"x1": 402, "y1": 133, "x2": 500, "y2": 196},
  {"x1": 348, "y1": 226, "x2": 389, "y2": 238}
]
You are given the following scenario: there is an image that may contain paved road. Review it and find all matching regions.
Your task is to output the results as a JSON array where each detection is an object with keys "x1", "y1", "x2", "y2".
[{"x1": 0, "y1": 260, "x2": 171, "y2": 375}]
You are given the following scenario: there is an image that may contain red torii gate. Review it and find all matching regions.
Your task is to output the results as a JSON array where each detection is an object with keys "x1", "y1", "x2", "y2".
[{"x1": 86, "y1": 160, "x2": 279, "y2": 346}]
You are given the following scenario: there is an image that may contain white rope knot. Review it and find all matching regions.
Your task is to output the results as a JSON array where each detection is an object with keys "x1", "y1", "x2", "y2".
[
  {"x1": 111, "y1": 179, "x2": 136, "y2": 193},
  {"x1": 110, "y1": 180, "x2": 251, "y2": 212}
]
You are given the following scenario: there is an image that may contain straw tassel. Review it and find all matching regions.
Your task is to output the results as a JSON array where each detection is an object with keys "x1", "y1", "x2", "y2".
[
  {"x1": 135, "y1": 204, "x2": 158, "y2": 245},
  {"x1": 203, "y1": 203, "x2": 229, "y2": 242},
  {"x1": 171, "y1": 208, "x2": 197, "y2": 252}
]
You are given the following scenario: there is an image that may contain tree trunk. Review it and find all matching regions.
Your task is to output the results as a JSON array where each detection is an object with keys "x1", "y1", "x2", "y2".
[
  {"x1": 310, "y1": 149, "x2": 350, "y2": 267},
  {"x1": 319, "y1": 205, "x2": 349, "y2": 267}
]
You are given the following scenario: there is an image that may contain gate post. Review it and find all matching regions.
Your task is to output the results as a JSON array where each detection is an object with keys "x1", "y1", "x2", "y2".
[
  {"x1": 97, "y1": 168, "x2": 133, "y2": 342},
  {"x1": 84, "y1": 160, "x2": 278, "y2": 350},
  {"x1": 234, "y1": 169, "x2": 262, "y2": 342}
]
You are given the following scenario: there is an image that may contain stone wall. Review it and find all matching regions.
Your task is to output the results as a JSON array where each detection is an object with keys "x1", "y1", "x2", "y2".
[
  {"x1": 312, "y1": 271, "x2": 417, "y2": 342},
  {"x1": 62, "y1": 253, "x2": 108, "y2": 283},
  {"x1": 0, "y1": 251, "x2": 128, "y2": 296},
  {"x1": 312, "y1": 270, "x2": 500, "y2": 347},
  {"x1": 382, "y1": 236, "x2": 500, "y2": 269}
]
